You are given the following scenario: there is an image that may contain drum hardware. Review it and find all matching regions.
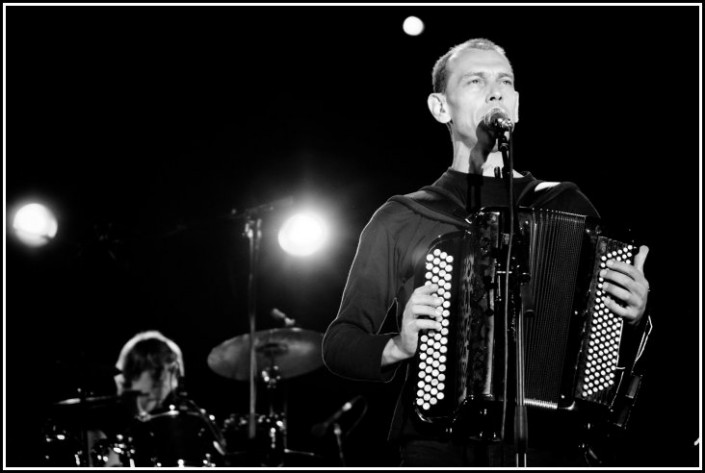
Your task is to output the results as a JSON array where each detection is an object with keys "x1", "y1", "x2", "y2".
[
  {"x1": 209, "y1": 327, "x2": 325, "y2": 466},
  {"x1": 210, "y1": 200, "x2": 323, "y2": 466},
  {"x1": 42, "y1": 389, "x2": 144, "y2": 466}
]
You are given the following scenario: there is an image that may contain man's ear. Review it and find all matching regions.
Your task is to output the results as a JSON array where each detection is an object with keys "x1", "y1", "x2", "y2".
[
  {"x1": 512, "y1": 91, "x2": 520, "y2": 123},
  {"x1": 428, "y1": 93, "x2": 452, "y2": 124}
]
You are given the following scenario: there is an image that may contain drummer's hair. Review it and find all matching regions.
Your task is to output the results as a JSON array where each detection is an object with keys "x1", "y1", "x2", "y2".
[{"x1": 122, "y1": 337, "x2": 180, "y2": 387}]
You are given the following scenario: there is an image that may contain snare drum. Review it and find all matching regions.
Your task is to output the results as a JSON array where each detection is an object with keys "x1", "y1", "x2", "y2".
[{"x1": 128, "y1": 403, "x2": 226, "y2": 467}]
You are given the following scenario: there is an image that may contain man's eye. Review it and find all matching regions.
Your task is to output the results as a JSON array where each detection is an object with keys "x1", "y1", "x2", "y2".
[{"x1": 502, "y1": 79, "x2": 514, "y2": 86}]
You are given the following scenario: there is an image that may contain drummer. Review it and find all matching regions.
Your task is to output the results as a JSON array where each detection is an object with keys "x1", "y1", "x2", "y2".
[
  {"x1": 90, "y1": 330, "x2": 185, "y2": 466},
  {"x1": 114, "y1": 330, "x2": 185, "y2": 415}
]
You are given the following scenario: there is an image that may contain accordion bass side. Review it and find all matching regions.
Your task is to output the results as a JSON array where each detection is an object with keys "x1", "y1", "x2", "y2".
[{"x1": 412, "y1": 207, "x2": 638, "y2": 426}]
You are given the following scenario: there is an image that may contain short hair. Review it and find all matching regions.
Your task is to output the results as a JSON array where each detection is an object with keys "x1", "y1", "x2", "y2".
[
  {"x1": 431, "y1": 38, "x2": 509, "y2": 94},
  {"x1": 116, "y1": 330, "x2": 184, "y2": 387}
]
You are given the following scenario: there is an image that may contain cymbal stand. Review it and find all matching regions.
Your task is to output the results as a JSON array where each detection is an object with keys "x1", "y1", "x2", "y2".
[
  {"x1": 243, "y1": 215, "x2": 262, "y2": 444},
  {"x1": 260, "y1": 359, "x2": 286, "y2": 465},
  {"x1": 235, "y1": 197, "x2": 293, "y2": 447}
]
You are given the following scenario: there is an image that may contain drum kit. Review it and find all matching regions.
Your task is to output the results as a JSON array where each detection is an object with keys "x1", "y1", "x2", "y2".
[{"x1": 41, "y1": 327, "x2": 329, "y2": 467}]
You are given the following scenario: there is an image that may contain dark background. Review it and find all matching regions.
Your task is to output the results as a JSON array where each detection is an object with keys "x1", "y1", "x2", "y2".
[{"x1": 5, "y1": 5, "x2": 700, "y2": 467}]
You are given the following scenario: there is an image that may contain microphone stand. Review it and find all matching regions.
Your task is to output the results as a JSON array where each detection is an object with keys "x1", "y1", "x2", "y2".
[
  {"x1": 332, "y1": 423, "x2": 346, "y2": 467},
  {"x1": 497, "y1": 127, "x2": 528, "y2": 467}
]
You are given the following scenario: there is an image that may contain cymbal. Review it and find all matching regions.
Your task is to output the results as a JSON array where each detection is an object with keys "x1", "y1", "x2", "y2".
[
  {"x1": 208, "y1": 328, "x2": 323, "y2": 381},
  {"x1": 50, "y1": 391, "x2": 144, "y2": 430},
  {"x1": 53, "y1": 390, "x2": 144, "y2": 409}
]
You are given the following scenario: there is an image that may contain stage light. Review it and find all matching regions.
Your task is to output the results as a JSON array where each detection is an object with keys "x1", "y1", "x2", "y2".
[
  {"x1": 278, "y1": 212, "x2": 328, "y2": 257},
  {"x1": 11, "y1": 202, "x2": 58, "y2": 247},
  {"x1": 403, "y1": 16, "x2": 424, "y2": 36}
]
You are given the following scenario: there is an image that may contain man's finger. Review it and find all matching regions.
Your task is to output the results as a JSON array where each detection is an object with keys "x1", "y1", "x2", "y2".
[
  {"x1": 417, "y1": 284, "x2": 439, "y2": 295},
  {"x1": 633, "y1": 245, "x2": 649, "y2": 274}
]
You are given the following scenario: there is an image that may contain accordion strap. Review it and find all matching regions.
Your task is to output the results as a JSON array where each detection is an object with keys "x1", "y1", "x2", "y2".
[
  {"x1": 388, "y1": 179, "x2": 551, "y2": 224},
  {"x1": 387, "y1": 179, "x2": 592, "y2": 230},
  {"x1": 387, "y1": 187, "x2": 472, "y2": 228}
]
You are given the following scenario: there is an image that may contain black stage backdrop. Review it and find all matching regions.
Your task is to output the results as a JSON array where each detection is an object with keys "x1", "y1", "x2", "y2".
[{"x1": 5, "y1": 4, "x2": 700, "y2": 468}]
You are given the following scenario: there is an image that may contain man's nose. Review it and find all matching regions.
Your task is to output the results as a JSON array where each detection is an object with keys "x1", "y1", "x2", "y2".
[{"x1": 487, "y1": 88, "x2": 503, "y2": 102}]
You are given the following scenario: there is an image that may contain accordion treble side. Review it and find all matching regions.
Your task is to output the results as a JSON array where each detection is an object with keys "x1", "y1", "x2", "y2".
[{"x1": 411, "y1": 208, "x2": 637, "y2": 426}]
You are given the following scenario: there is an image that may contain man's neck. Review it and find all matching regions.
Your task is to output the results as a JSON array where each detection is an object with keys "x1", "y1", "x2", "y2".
[{"x1": 451, "y1": 148, "x2": 522, "y2": 178}]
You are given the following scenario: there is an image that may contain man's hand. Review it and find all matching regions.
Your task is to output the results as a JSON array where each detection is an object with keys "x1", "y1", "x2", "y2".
[
  {"x1": 382, "y1": 284, "x2": 443, "y2": 366},
  {"x1": 600, "y1": 245, "x2": 650, "y2": 325}
]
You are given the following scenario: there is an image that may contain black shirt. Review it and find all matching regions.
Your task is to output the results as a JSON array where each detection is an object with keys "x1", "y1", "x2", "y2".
[{"x1": 322, "y1": 168, "x2": 600, "y2": 443}]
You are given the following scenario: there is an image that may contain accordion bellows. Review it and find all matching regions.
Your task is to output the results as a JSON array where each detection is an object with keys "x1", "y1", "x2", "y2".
[{"x1": 412, "y1": 208, "x2": 636, "y2": 425}]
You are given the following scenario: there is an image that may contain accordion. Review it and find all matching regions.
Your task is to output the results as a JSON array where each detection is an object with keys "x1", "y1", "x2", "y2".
[{"x1": 412, "y1": 207, "x2": 638, "y2": 427}]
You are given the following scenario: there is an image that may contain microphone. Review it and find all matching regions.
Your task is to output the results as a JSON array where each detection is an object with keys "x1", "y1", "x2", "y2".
[
  {"x1": 483, "y1": 109, "x2": 514, "y2": 131},
  {"x1": 271, "y1": 308, "x2": 296, "y2": 327},
  {"x1": 311, "y1": 395, "x2": 365, "y2": 437}
]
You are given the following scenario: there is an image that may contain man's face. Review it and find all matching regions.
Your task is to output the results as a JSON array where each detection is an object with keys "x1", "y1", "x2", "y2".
[
  {"x1": 131, "y1": 365, "x2": 178, "y2": 414},
  {"x1": 442, "y1": 48, "x2": 519, "y2": 147}
]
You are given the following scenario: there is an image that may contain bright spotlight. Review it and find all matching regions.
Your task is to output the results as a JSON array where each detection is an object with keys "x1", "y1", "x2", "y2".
[
  {"x1": 278, "y1": 212, "x2": 328, "y2": 257},
  {"x1": 12, "y1": 202, "x2": 59, "y2": 247},
  {"x1": 403, "y1": 16, "x2": 424, "y2": 36}
]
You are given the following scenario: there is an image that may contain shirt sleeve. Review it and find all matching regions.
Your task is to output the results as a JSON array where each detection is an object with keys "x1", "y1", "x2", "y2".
[{"x1": 322, "y1": 205, "x2": 403, "y2": 382}]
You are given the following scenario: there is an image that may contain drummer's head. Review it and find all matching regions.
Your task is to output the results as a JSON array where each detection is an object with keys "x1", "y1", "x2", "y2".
[{"x1": 115, "y1": 331, "x2": 185, "y2": 414}]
